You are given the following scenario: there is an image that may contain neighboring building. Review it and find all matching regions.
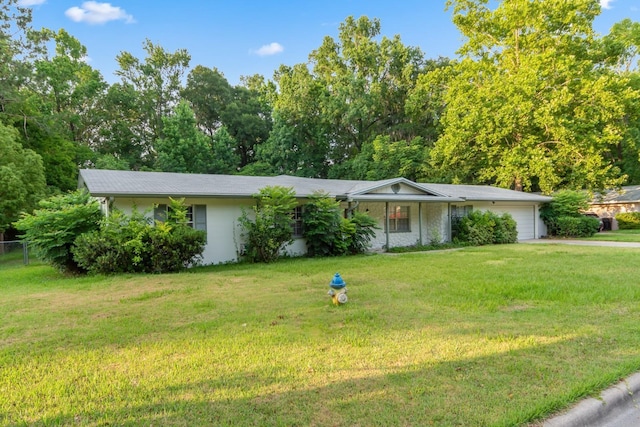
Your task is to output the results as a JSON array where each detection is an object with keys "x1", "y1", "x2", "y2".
[
  {"x1": 78, "y1": 169, "x2": 551, "y2": 265},
  {"x1": 589, "y1": 186, "x2": 640, "y2": 230}
]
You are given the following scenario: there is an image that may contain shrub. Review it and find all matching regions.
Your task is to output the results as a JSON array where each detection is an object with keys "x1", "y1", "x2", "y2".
[
  {"x1": 454, "y1": 211, "x2": 495, "y2": 246},
  {"x1": 302, "y1": 192, "x2": 378, "y2": 256},
  {"x1": 493, "y1": 213, "x2": 518, "y2": 244},
  {"x1": 14, "y1": 190, "x2": 102, "y2": 273},
  {"x1": 73, "y1": 200, "x2": 206, "y2": 274},
  {"x1": 540, "y1": 190, "x2": 590, "y2": 221},
  {"x1": 302, "y1": 192, "x2": 344, "y2": 257},
  {"x1": 239, "y1": 186, "x2": 298, "y2": 263},
  {"x1": 540, "y1": 190, "x2": 594, "y2": 237},
  {"x1": 615, "y1": 212, "x2": 640, "y2": 230},
  {"x1": 553, "y1": 215, "x2": 600, "y2": 237},
  {"x1": 453, "y1": 211, "x2": 518, "y2": 246},
  {"x1": 348, "y1": 211, "x2": 378, "y2": 254}
]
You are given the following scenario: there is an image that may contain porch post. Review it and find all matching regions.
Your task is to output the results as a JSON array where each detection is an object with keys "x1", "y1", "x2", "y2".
[
  {"x1": 418, "y1": 202, "x2": 423, "y2": 246},
  {"x1": 447, "y1": 203, "x2": 452, "y2": 242},
  {"x1": 385, "y1": 202, "x2": 390, "y2": 251}
]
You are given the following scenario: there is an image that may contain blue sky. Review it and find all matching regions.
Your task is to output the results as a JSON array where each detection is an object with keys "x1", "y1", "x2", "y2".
[{"x1": 20, "y1": 0, "x2": 640, "y2": 85}]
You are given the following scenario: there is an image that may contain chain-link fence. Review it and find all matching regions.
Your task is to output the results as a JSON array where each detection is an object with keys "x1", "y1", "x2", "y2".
[{"x1": 0, "y1": 241, "x2": 29, "y2": 267}]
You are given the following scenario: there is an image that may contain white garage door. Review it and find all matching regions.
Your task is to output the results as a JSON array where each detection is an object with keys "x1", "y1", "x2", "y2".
[{"x1": 491, "y1": 205, "x2": 536, "y2": 240}]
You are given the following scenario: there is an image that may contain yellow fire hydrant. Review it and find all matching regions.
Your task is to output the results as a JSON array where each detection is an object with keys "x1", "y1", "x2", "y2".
[{"x1": 328, "y1": 273, "x2": 347, "y2": 305}]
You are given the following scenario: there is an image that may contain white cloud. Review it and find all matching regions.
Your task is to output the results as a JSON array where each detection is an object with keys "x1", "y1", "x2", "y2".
[
  {"x1": 18, "y1": 0, "x2": 46, "y2": 6},
  {"x1": 600, "y1": 0, "x2": 614, "y2": 10},
  {"x1": 252, "y1": 42, "x2": 284, "y2": 57},
  {"x1": 65, "y1": 1, "x2": 135, "y2": 25}
]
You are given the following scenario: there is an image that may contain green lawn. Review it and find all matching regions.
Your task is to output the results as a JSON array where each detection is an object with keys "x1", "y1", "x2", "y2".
[
  {"x1": 2, "y1": 244, "x2": 640, "y2": 426},
  {"x1": 583, "y1": 229, "x2": 640, "y2": 242}
]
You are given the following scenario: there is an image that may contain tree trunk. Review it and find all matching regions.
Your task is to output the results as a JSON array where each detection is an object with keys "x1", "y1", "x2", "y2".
[{"x1": 514, "y1": 177, "x2": 523, "y2": 192}]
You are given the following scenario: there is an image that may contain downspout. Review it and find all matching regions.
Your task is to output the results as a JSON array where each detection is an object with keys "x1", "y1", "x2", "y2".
[
  {"x1": 447, "y1": 203, "x2": 452, "y2": 242},
  {"x1": 418, "y1": 202, "x2": 423, "y2": 246},
  {"x1": 385, "y1": 201, "x2": 390, "y2": 251}
]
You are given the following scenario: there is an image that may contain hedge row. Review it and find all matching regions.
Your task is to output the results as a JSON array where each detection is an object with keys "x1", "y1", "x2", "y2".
[{"x1": 615, "y1": 212, "x2": 640, "y2": 229}]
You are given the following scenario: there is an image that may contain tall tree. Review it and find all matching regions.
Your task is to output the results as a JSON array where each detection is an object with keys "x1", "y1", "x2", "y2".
[
  {"x1": 154, "y1": 101, "x2": 213, "y2": 174},
  {"x1": 182, "y1": 66, "x2": 231, "y2": 138},
  {"x1": 0, "y1": 0, "x2": 46, "y2": 123},
  {"x1": 24, "y1": 29, "x2": 106, "y2": 191},
  {"x1": 114, "y1": 40, "x2": 191, "y2": 162},
  {"x1": 601, "y1": 19, "x2": 640, "y2": 183},
  {"x1": 431, "y1": 0, "x2": 634, "y2": 193},
  {"x1": 223, "y1": 84, "x2": 272, "y2": 168},
  {"x1": 183, "y1": 68, "x2": 271, "y2": 171},
  {"x1": 0, "y1": 123, "x2": 46, "y2": 235},
  {"x1": 311, "y1": 17, "x2": 425, "y2": 162},
  {"x1": 32, "y1": 29, "x2": 107, "y2": 144},
  {"x1": 257, "y1": 64, "x2": 330, "y2": 177},
  {"x1": 268, "y1": 16, "x2": 428, "y2": 179}
]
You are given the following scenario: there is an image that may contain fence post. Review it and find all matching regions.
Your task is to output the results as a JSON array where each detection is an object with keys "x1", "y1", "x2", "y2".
[{"x1": 23, "y1": 241, "x2": 29, "y2": 265}]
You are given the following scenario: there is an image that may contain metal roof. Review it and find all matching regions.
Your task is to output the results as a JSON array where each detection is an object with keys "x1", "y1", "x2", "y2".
[{"x1": 78, "y1": 169, "x2": 549, "y2": 203}]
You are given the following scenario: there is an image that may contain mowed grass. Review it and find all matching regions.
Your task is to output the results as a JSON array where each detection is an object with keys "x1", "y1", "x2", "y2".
[
  {"x1": 2, "y1": 244, "x2": 640, "y2": 426},
  {"x1": 583, "y1": 229, "x2": 640, "y2": 242}
]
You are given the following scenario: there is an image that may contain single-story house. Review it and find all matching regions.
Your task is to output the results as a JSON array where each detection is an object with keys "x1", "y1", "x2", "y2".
[
  {"x1": 78, "y1": 169, "x2": 551, "y2": 265},
  {"x1": 589, "y1": 185, "x2": 640, "y2": 230}
]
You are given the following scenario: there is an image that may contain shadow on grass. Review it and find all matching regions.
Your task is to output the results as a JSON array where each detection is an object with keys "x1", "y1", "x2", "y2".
[{"x1": 7, "y1": 332, "x2": 638, "y2": 427}]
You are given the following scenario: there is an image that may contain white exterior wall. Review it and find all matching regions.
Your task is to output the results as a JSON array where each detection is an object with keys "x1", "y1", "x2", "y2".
[
  {"x1": 110, "y1": 197, "x2": 307, "y2": 265},
  {"x1": 107, "y1": 196, "x2": 546, "y2": 265},
  {"x1": 357, "y1": 202, "x2": 449, "y2": 250}
]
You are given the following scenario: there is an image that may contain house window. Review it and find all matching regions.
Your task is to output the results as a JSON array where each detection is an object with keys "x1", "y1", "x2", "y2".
[
  {"x1": 154, "y1": 204, "x2": 207, "y2": 232},
  {"x1": 154, "y1": 204, "x2": 168, "y2": 222},
  {"x1": 291, "y1": 206, "x2": 303, "y2": 237},
  {"x1": 451, "y1": 204, "x2": 473, "y2": 219},
  {"x1": 451, "y1": 204, "x2": 472, "y2": 238},
  {"x1": 386, "y1": 205, "x2": 410, "y2": 232}
]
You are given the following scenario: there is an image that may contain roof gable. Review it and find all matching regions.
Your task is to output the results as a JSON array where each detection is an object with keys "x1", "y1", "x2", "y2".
[{"x1": 348, "y1": 177, "x2": 447, "y2": 197}]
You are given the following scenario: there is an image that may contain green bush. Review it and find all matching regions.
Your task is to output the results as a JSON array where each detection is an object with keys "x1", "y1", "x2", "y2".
[
  {"x1": 615, "y1": 212, "x2": 640, "y2": 230},
  {"x1": 540, "y1": 190, "x2": 594, "y2": 237},
  {"x1": 453, "y1": 211, "x2": 518, "y2": 246},
  {"x1": 540, "y1": 190, "x2": 590, "y2": 220},
  {"x1": 348, "y1": 211, "x2": 378, "y2": 254},
  {"x1": 493, "y1": 213, "x2": 518, "y2": 244},
  {"x1": 239, "y1": 186, "x2": 298, "y2": 263},
  {"x1": 14, "y1": 190, "x2": 102, "y2": 273},
  {"x1": 302, "y1": 192, "x2": 378, "y2": 256},
  {"x1": 302, "y1": 192, "x2": 344, "y2": 257},
  {"x1": 553, "y1": 215, "x2": 600, "y2": 237},
  {"x1": 73, "y1": 200, "x2": 206, "y2": 274}
]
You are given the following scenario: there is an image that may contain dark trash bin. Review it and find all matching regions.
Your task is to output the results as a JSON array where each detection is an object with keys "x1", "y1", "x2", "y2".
[{"x1": 601, "y1": 217, "x2": 612, "y2": 231}]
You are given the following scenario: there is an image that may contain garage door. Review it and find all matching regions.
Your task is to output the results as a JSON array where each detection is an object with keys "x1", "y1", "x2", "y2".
[{"x1": 491, "y1": 205, "x2": 536, "y2": 240}]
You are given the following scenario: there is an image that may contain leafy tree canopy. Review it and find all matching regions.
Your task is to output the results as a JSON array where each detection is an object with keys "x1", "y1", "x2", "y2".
[
  {"x1": 430, "y1": 0, "x2": 636, "y2": 193},
  {"x1": 0, "y1": 123, "x2": 46, "y2": 233}
]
